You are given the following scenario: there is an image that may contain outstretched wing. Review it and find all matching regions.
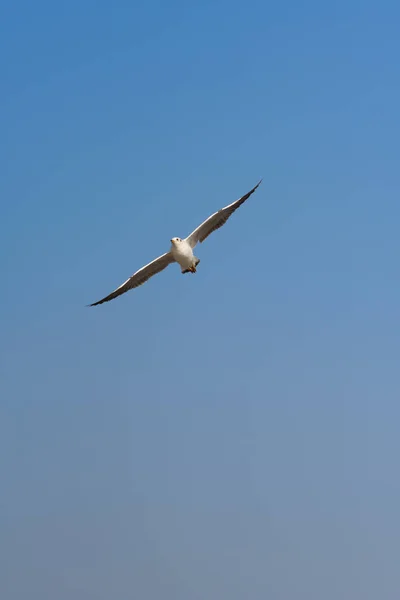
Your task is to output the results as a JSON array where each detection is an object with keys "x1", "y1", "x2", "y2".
[
  {"x1": 89, "y1": 252, "x2": 175, "y2": 306},
  {"x1": 185, "y1": 180, "x2": 262, "y2": 249}
]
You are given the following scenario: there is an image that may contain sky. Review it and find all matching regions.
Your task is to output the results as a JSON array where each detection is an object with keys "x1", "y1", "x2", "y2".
[{"x1": 1, "y1": 0, "x2": 400, "y2": 598}]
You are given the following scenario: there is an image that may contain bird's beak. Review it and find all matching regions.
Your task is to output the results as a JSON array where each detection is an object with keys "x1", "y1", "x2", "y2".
[{"x1": 170, "y1": 239, "x2": 174, "y2": 243}]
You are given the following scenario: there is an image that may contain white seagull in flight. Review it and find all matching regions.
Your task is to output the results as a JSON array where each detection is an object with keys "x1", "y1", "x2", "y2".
[{"x1": 89, "y1": 179, "x2": 262, "y2": 306}]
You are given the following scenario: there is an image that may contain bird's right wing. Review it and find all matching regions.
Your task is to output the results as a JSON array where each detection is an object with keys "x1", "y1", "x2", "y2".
[
  {"x1": 185, "y1": 180, "x2": 262, "y2": 249},
  {"x1": 89, "y1": 252, "x2": 175, "y2": 306}
]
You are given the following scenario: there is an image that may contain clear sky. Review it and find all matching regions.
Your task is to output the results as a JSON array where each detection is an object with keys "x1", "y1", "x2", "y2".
[{"x1": 1, "y1": 1, "x2": 400, "y2": 598}]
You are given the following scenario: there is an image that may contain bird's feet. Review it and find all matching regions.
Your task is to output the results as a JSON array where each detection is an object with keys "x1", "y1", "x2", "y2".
[{"x1": 182, "y1": 260, "x2": 199, "y2": 274}]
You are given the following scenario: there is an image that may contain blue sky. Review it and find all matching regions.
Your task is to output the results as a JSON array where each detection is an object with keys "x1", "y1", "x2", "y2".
[{"x1": 1, "y1": 1, "x2": 400, "y2": 598}]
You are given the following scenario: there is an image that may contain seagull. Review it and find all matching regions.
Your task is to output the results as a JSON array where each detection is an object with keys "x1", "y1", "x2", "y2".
[{"x1": 89, "y1": 179, "x2": 262, "y2": 306}]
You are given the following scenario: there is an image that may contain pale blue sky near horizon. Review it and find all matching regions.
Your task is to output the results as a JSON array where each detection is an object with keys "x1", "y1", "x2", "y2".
[{"x1": 1, "y1": 1, "x2": 400, "y2": 598}]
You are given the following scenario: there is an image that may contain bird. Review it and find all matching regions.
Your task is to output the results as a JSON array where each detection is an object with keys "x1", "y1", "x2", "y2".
[{"x1": 89, "y1": 179, "x2": 262, "y2": 306}]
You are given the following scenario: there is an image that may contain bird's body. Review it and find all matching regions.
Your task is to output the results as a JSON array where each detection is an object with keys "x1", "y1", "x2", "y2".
[
  {"x1": 89, "y1": 179, "x2": 262, "y2": 306},
  {"x1": 170, "y1": 238, "x2": 200, "y2": 273}
]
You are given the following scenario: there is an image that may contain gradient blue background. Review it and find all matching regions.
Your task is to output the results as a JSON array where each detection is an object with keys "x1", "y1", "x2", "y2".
[{"x1": 1, "y1": 1, "x2": 400, "y2": 598}]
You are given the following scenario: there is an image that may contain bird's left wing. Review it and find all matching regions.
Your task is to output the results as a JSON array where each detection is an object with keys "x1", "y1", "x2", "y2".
[
  {"x1": 89, "y1": 252, "x2": 175, "y2": 306},
  {"x1": 185, "y1": 180, "x2": 262, "y2": 249}
]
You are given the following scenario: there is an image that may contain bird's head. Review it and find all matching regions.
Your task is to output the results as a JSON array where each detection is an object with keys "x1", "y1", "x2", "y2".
[{"x1": 170, "y1": 237, "x2": 181, "y2": 245}]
